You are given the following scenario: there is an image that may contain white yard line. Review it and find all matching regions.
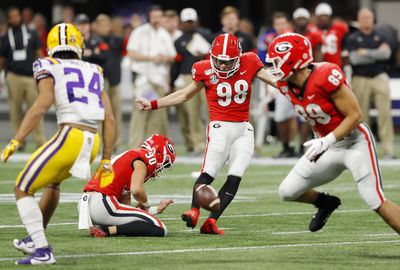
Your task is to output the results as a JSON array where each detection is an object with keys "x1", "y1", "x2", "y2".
[
  {"x1": 363, "y1": 233, "x2": 398, "y2": 237},
  {"x1": 0, "y1": 239, "x2": 399, "y2": 262},
  {"x1": 0, "y1": 209, "x2": 371, "y2": 228},
  {"x1": 271, "y1": 231, "x2": 310, "y2": 235}
]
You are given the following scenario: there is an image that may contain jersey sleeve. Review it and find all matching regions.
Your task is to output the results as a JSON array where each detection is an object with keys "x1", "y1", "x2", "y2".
[
  {"x1": 244, "y1": 52, "x2": 265, "y2": 76},
  {"x1": 316, "y1": 63, "x2": 346, "y2": 93},
  {"x1": 32, "y1": 58, "x2": 55, "y2": 81},
  {"x1": 191, "y1": 62, "x2": 207, "y2": 83}
]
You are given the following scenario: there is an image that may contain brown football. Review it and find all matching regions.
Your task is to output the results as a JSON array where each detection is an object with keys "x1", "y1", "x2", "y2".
[{"x1": 195, "y1": 184, "x2": 220, "y2": 212}]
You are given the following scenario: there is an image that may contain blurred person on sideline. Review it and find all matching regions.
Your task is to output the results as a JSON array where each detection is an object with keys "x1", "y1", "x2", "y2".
[
  {"x1": 173, "y1": 7, "x2": 213, "y2": 155},
  {"x1": 162, "y1": 9, "x2": 182, "y2": 41},
  {"x1": 217, "y1": 6, "x2": 255, "y2": 53},
  {"x1": 345, "y1": 8, "x2": 395, "y2": 159},
  {"x1": 32, "y1": 13, "x2": 48, "y2": 57},
  {"x1": 0, "y1": 6, "x2": 45, "y2": 150},
  {"x1": 315, "y1": 3, "x2": 349, "y2": 67},
  {"x1": 127, "y1": 5, "x2": 176, "y2": 147},
  {"x1": 93, "y1": 14, "x2": 124, "y2": 149}
]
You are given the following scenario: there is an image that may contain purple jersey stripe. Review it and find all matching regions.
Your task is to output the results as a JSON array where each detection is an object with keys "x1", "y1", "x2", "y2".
[
  {"x1": 17, "y1": 127, "x2": 65, "y2": 189},
  {"x1": 24, "y1": 127, "x2": 72, "y2": 193}
]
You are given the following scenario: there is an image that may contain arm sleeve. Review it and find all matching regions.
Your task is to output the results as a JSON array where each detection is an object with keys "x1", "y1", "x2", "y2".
[
  {"x1": 365, "y1": 45, "x2": 391, "y2": 60},
  {"x1": 32, "y1": 58, "x2": 53, "y2": 81},
  {"x1": 349, "y1": 51, "x2": 375, "y2": 65}
]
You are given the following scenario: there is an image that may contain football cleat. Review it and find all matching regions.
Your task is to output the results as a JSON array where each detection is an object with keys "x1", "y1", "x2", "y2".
[
  {"x1": 13, "y1": 236, "x2": 35, "y2": 254},
  {"x1": 200, "y1": 218, "x2": 224, "y2": 235},
  {"x1": 309, "y1": 194, "x2": 341, "y2": 232},
  {"x1": 181, "y1": 208, "x2": 200, "y2": 228},
  {"x1": 16, "y1": 246, "x2": 56, "y2": 265},
  {"x1": 89, "y1": 226, "x2": 109, "y2": 238}
]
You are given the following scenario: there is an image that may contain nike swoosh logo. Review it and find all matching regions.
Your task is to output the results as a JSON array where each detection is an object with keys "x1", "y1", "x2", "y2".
[
  {"x1": 307, "y1": 95, "x2": 315, "y2": 100},
  {"x1": 240, "y1": 70, "x2": 247, "y2": 75},
  {"x1": 33, "y1": 254, "x2": 51, "y2": 261}
]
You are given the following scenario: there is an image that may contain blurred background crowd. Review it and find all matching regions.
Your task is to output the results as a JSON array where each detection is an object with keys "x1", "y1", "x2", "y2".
[{"x1": 0, "y1": 0, "x2": 399, "y2": 159}]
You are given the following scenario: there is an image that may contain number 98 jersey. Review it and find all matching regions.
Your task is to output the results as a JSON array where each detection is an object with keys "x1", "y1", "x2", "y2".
[
  {"x1": 33, "y1": 57, "x2": 105, "y2": 129},
  {"x1": 191, "y1": 52, "x2": 264, "y2": 122},
  {"x1": 84, "y1": 148, "x2": 157, "y2": 201},
  {"x1": 276, "y1": 62, "x2": 347, "y2": 137}
]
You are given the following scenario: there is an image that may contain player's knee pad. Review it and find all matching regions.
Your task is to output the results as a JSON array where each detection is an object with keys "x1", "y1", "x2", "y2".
[
  {"x1": 278, "y1": 182, "x2": 298, "y2": 201},
  {"x1": 356, "y1": 174, "x2": 385, "y2": 210}
]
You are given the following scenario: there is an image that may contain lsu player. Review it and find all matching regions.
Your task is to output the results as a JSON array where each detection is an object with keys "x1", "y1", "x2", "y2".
[
  {"x1": 0, "y1": 23, "x2": 116, "y2": 264},
  {"x1": 80, "y1": 134, "x2": 176, "y2": 238},
  {"x1": 266, "y1": 33, "x2": 400, "y2": 233},
  {"x1": 136, "y1": 33, "x2": 276, "y2": 234}
]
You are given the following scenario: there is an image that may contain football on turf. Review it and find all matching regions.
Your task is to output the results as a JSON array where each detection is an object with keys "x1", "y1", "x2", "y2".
[{"x1": 195, "y1": 184, "x2": 220, "y2": 212}]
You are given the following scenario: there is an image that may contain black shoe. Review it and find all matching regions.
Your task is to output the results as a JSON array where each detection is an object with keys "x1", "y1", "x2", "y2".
[
  {"x1": 274, "y1": 147, "x2": 296, "y2": 158},
  {"x1": 309, "y1": 194, "x2": 341, "y2": 232}
]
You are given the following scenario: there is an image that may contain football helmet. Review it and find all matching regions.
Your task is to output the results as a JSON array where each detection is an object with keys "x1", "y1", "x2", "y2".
[
  {"x1": 141, "y1": 134, "x2": 176, "y2": 177},
  {"x1": 47, "y1": 23, "x2": 84, "y2": 59},
  {"x1": 266, "y1": 33, "x2": 313, "y2": 81},
  {"x1": 210, "y1": 33, "x2": 242, "y2": 79}
]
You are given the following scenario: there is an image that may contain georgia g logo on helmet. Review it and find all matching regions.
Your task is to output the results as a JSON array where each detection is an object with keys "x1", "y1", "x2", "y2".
[{"x1": 275, "y1": 42, "x2": 293, "y2": 53}]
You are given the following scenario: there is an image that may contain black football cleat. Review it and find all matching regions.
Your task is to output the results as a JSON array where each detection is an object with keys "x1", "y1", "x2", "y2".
[{"x1": 309, "y1": 194, "x2": 341, "y2": 232}]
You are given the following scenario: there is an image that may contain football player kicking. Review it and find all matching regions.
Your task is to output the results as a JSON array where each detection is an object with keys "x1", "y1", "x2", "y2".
[
  {"x1": 79, "y1": 134, "x2": 176, "y2": 238},
  {"x1": 266, "y1": 33, "x2": 400, "y2": 233},
  {"x1": 136, "y1": 33, "x2": 277, "y2": 234},
  {"x1": 0, "y1": 23, "x2": 116, "y2": 265}
]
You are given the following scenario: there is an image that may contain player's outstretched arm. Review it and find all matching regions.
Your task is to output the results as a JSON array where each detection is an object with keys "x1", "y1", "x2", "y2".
[
  {"x1": 1, "y1": 78, "x2": 54, "y2": 162},
  {"x1": 256, "y1": 68, "x2": 278, "y2": 88},
  {"x1": 135, "y1": 81, "x2": 203, "y2": 111}
]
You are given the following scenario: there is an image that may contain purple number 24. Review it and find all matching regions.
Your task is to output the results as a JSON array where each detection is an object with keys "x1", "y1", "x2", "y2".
[{"x1": 64, "y1": 67, "x2": 103, "y2": 108}]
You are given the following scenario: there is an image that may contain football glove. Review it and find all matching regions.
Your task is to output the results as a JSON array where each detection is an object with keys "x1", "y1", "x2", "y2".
[
  {"x1": 94, "y1": 159, "x2": 115, "y2": 188},
  {"x1": 303, "y1": 132, "x2": 336, "y2": 162},
  {"x1": 1, "y1": 139, "x2": 20, "y2": 162}
]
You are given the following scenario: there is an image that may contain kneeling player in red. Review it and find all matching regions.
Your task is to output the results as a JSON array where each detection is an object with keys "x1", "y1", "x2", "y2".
[
  {"x1": 79, "y1": 134, "x2": 176, "y2": 237},
  {"x1": 266, "y1": 33, "x2": 400, "y2": 233}
]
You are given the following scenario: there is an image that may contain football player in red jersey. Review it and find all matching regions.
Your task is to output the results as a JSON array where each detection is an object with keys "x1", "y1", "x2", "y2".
[
  {"x1": 136, "y1": 33, "x2": 276, "y2": 234},
  {"x1": 266, "y1": 33, "x2": 400, "y2": 233},
  {"x1": 79, "y1": 134, "x2": 176, "y2": 237},
  {"x1": 315, "y1": 3, "x2": 349, "y2": 67}
]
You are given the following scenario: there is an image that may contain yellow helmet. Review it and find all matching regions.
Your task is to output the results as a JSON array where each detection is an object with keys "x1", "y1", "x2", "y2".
[{"x1": 47, "y1": 23, "x2": 84, "y2": 59}]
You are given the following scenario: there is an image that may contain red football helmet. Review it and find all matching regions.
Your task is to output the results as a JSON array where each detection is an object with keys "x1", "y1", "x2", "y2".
[
  {"x1": 210, "y1": 33, "x2": 242, "y2": 79},
  {"x1": 266, "y1": 33, "x2": 313, "y2": 81},
  {"x1": 141, "y1": 134, "x2": 176, "y2": 177}
]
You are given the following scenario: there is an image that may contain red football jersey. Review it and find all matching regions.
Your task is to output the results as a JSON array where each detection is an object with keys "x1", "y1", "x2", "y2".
[
  {"x1": 192, "y1": 52, "x2": 264, "y2": 122},
  {"x1": 321, "y1": 22, "x2": 348, "y2": 66},
  {"x1": 84, "y1": 148, "x2": 157, "y2": 201},
  {"x1": 276, "y1": 62, "x2": 346, "y2": 137},
  {"x1": 304, "y1": 29, "x2": 323, "y2": 51}
]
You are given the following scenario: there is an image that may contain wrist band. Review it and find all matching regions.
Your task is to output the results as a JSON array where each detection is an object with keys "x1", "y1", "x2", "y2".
[{"x1": 150, "y1": 100, "x2": 158, "y2": 110}]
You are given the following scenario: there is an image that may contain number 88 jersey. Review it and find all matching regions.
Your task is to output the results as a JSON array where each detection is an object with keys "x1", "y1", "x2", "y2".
[
  {"x1": 191, "y1": 52, "x2": 264, "y2": 122},
  {"x1": 33, "y1": 57, "x2": 105, "y2": 129},
  {"x1": 276, "y1": 62, "x2": 347, "y2": 137}
]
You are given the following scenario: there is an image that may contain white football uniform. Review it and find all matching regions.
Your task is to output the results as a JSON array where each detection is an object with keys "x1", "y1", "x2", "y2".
[{"x1": 33, "y1": 57, "x2": 105, "y2": 128}]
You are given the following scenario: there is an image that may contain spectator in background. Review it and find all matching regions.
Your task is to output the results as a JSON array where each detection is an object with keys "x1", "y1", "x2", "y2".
[
  {"x1": 262, "y1": 12, "x2": 298, "y2": 158},
  {"x1": 173, "y1": 7, "x2": 213, "y2": 155},
  {"x1": 94, "y1": 14, "x2": 124, "y2": 149},
  {"x1": 315, "y1": 3, "x2": 348, "y2": 67},
  {"x1": 61, "y1": 4, "x2": 75, "y2": 24},
  {"x1": 345, "y1": 8, "x2": 395, "y2": 159},
  {"x1": 239, "y1": 18, "x2": 257, "y2": 46},
  {"x1": 218, "y1": 6, "x2": 255, "y2": 53},
  {"x1": 127, "y1": 5, "x2": 176, "y2": 147},
  {"x1": 162, "y1": 10, "x2": 182, "y2": 41},
  {"x1": 22, "y1": 7, "x2": 34, "y2": 30},
  {"x1": 0, "y1": 6, "x2": 45, "y2": 150},
  {"x1": 292, "y1": 7, "x2": 323, "y2": 155},
  {"x1": 32, "y1": 13, "x2": 48, "y2": 57}
]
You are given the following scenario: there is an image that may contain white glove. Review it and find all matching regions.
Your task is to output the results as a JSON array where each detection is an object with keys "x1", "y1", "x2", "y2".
[{"x1": 303, "y1": 132, "x2": 336, "y2": 162}]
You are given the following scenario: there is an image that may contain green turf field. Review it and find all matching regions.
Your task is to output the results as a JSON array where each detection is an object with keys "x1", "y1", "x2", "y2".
[{"x1": 1, "y1": 159, "x2": 400, "y2": 270}]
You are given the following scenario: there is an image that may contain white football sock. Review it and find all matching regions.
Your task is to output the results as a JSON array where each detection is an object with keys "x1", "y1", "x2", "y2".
[{"x1": 16, "y1": 196, "x2": 49, "y2": 249}]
